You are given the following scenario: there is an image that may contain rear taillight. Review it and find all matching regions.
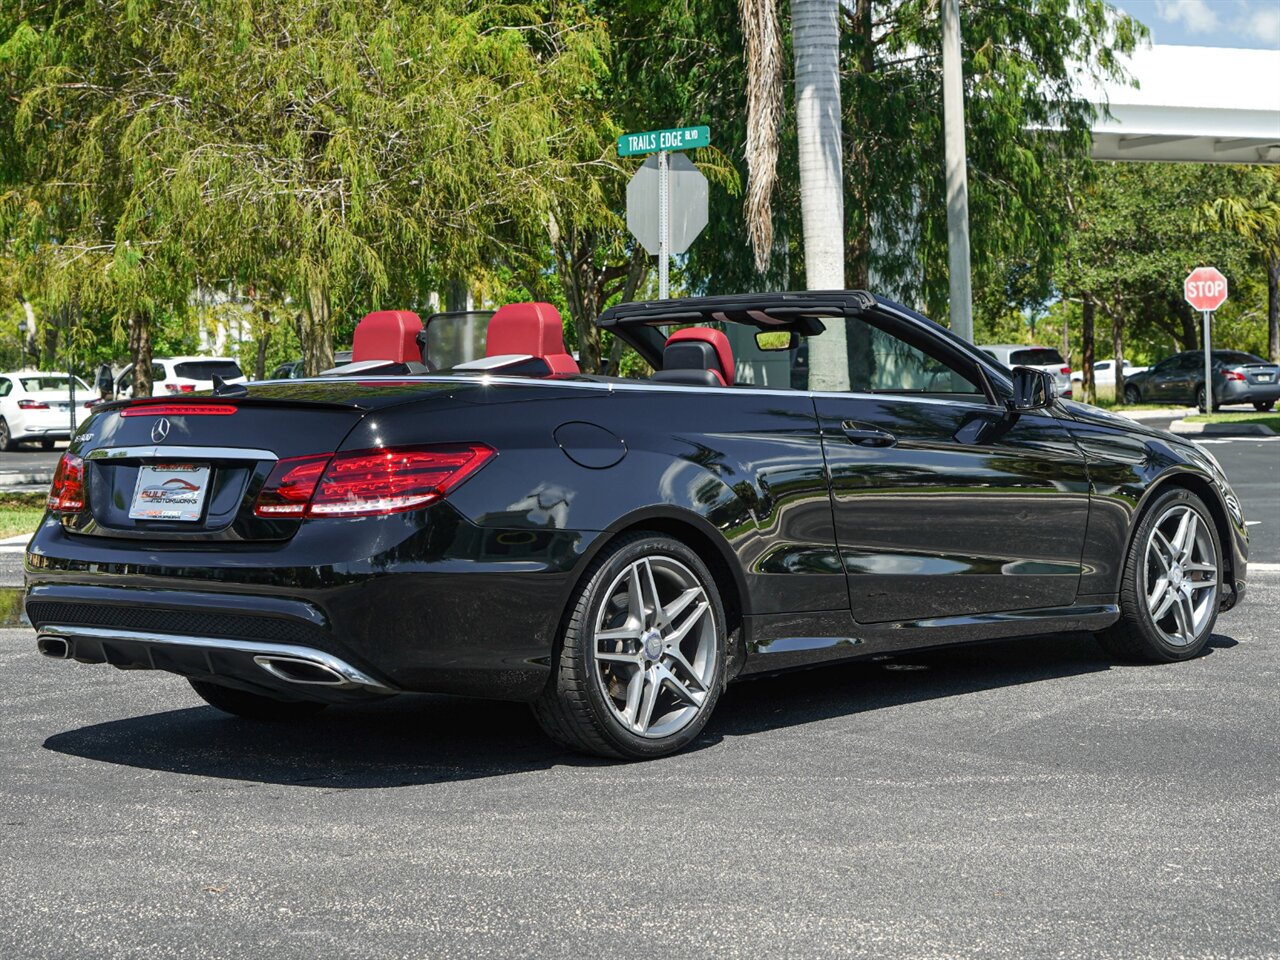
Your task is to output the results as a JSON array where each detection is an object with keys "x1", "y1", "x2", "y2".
[
  {"x1": 1221, "y1": 370, "x2": 1246, "y2": 381},
  {"x1": 1060, "y1": 367, "x2": 1072, "y2": 376},
  {"x1": 18, "y1": 399, "x2": 49, "y2": 410},
  {"x1": 253, "y1": 444, "x2": 495, "y2": 519},
  {"x1": 47, "y1": 453, "x2": 86, "y2": 513},
  {"x1": 180, "y1": 384, "x2": 195, "y2": 392},
  {"x1": 254, "y1": 454, "x2": 333, "y2": 517},
  {"x1": 120, "y1": 404, "x2": 237, "y2": 417}
]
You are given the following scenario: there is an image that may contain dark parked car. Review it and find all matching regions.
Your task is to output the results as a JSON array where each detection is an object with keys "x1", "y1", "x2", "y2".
[
  {"x1": 271, "y1": 350, "x2": 354, "y2": 380},
  {"x1": 26, "y1": 292, "x2": 1248, "y2": 759},
  {"x1": 1124, "y1": 350, "x2": 1280, "y2": 411}
]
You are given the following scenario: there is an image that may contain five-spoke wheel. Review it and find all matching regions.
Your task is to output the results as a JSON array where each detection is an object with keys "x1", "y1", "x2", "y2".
[
  {"x1": 533, "y1": 533, "x2": 727, "y2": 759},
  {"x1": 1097, "y1": 488, "x2": 1222, "y2": 662}
]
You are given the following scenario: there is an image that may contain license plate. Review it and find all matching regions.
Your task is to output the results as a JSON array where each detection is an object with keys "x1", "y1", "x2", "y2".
[
  {"x1": 1256, "y1": 374, "x2": 1274, "y2": 382},
  {"x1": 129, "y1": 464, "x2": 211, "y2": 522},
  {"x1": 56, "y1": 403, "x2": 69, "y2": 412}
]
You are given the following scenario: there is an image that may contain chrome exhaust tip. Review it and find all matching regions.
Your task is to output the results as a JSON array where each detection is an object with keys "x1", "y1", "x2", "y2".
[
  {"x1": 253, "y1": 655, "x2": 349, "y2": 686},
  {"x1": 36, "y1": 635, "x2": 71, "y2": 660}
]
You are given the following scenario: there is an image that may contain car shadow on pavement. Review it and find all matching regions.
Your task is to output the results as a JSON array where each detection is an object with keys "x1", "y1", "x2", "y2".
[{"x1": 42, "y1": 630, "x2": 1239, "y2": 787}]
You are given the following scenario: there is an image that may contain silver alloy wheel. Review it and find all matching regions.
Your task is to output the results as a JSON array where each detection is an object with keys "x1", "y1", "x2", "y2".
[
  {"x1": 592, "y1": 555, "x2": 718, "y2": 739},
  {"x1": 1144, "y1": 503, "x2": 1218, "y2": 647}
]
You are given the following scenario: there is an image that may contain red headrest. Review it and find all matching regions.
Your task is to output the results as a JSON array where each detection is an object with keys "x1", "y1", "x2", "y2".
[
  {"x1": 352, "y1": 310, "x2": 423, "y2": 364},
  {"x1": 486, "y1": 302, "x2": 579, "y2": 375},
  {"x1": 665, "y1": 327, "x2": 735, "y2": 386}
]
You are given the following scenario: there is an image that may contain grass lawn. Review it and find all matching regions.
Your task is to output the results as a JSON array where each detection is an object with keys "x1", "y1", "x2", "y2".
[
  {"x1": 1184, "y1": 411, "x2": 1280, "y2": 432},
  {"x1": 0, "y1": 492, "x2": 47, "y2": 540}
]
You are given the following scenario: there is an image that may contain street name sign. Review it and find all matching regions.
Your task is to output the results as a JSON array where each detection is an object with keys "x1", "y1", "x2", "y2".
[
  {"x1": 1184, "y1": 266, "x2": 1228, "y2": 312},
  {"x1": 617, "y1": 125, "x2": 711, "y2": 157}
]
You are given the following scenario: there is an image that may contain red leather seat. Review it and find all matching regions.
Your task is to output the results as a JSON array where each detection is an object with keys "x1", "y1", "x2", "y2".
[
  {"x1": 352, "y1": 311, "x2": 424, "y2": 364},
  {"x1": 658, "y1": 327, "x2": 735, "y2": 386},
  {"x1": 485, "y1": 302, "x2": 579, "y2": 375}
]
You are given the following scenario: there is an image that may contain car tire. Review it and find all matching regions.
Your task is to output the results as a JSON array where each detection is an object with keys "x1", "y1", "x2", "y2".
[
  {"x1": 40, "y1": 438, "x2": 54, "y2": 450},
  {"x1": 1195, "y1": 386, "x2": 1217, "y2": 413},
  {"x1": 188, "y1": 678, "x2": 328, "y2": 721},
  {"x1": 1254, "y1": 401, "x2": 1275, "y2": 412},
  {"x1": 532, "y1": 532, "x2": 727, "y2": 760},
  {"x1": 0, "y1": 418, "x2": 16, "y2": 452},
  {"x1": 1124, "y1": 385, "x2": 1141, "y2": 405},
  {"x1": 1095, "y1": 487, "x2": 1222, "y2": 663}
]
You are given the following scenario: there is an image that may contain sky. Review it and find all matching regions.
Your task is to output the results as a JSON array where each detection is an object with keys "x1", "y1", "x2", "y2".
[{"x1": 1115, "y1": 0, "x2": 1280, "y2": 49}]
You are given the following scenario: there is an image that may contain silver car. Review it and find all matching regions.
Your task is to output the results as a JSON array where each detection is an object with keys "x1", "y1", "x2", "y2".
[{"x1": 979, "y1": 344, "x2": 1073, "y2": 399}]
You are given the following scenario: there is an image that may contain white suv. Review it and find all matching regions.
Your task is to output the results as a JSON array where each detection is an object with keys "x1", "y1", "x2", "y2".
[
  {"x1": 979, "y1": 344, "x2": 1073, "y2": 400},
  {"x1": 116, "y1": 357, "x2": 247, "y2": 398},
  {"x1": 0, "y1": 371, "x2": 95, "y2": 451}
]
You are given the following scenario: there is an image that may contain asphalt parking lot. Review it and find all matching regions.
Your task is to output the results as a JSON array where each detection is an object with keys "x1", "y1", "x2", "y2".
[{"x1": 0, "y1": 437, "x2": 1277, "y2": 958}]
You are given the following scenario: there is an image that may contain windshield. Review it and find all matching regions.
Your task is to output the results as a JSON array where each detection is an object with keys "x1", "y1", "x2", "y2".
[
  {"x1": 173, "y1": 360, "x2": 244, "y2": 381},
  {"x1": 1009, "y1": 348, "x2": 1065, "y2": 366},
  {"x1": 19, "y1": 376, "x2": 91, "y2": 392}
]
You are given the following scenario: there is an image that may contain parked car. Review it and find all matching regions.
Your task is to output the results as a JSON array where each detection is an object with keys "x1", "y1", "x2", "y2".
[
  {"x1": 271, "y1": 351, "x2": 353, "y2": 380},
  {"x1": 978, "y1": 344, "x2": 1073, "y2": 399},
  {"x1": 1123, "y1": 350, "x2": 1280, "y2": 411},
  {"x1": 28, "y1": 292, "x2": 1248, "y2": 759},
  {"x1": 0, "y1": 371, "x2": 95, "y2": 451},
  {"x1": 1071, "y1": 359, "x2": 1148, "y2": 388},
  {"x1": 115, "y1": 357, "x2": 247, "y2": 398}
]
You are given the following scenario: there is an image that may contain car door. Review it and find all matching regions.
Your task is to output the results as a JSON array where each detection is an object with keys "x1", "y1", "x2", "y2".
[
  {"x1": 811, "y1": 309, "x2": 1091, "y2": 624},
  {"x1": 1143, "y1": 357, "x2": 1178, "y2": 401}
]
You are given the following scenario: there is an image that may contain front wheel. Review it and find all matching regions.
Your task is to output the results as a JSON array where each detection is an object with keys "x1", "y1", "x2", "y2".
[
  {"x1": 1124, "y1": 385, "x2": 1141, "y2": 405},
  {"x1": 188, "y1": 678, "x2": 328, "y2": 721},
  {"x1": 1096, "y1": 488, "x2": 1221, "y2": 663},
  {"x1": 533, "y1": 533, "x2": 727, "y2": 759},
  {"x1": 1254, "y1": 400, "x2": 1275, "y2": 412}
]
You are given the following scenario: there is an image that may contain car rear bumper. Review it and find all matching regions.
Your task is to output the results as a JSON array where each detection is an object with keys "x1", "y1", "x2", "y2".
[
  {"x1": 24, "y1": 504, "x2": 595, "y2": 702},
  {"x1": 1218, "y1": 382, "x2": 1280, "y2": 405}
]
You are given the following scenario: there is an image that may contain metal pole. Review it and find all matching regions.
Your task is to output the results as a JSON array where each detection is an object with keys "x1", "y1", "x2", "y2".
[
  {"x1": 941, "y1": 0, "x2": 973, "y2": 342},
  {"x1": 658, "y1": 149, "x2": 670, "y2": 300},
  {"x1": 1202, "y1": 309, "x2": 1213, "y2": 412}
]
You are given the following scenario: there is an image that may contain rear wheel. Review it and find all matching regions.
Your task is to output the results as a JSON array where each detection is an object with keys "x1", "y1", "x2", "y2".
[
  {"x1": 40, "y1": 437, "x2": 54, "y2": 450},
  {"x1": 533, "y1": 533, "x2": 726, "y2": 759},
  {"x1": 0, "y1": 418, "x2": 16, "y2": 452},
  {"x1": 1124, "y1": 385, "x2": 1141, "y2": 405},
  {"x1": 188, "y1": 678, "x2": 328, "y2": 721},
  {"x1": 1096, "y1": 488, "x2": 1221, "y2": 663},
  {"x1": 1196, "y1": 386, "x2": 1217, "y2": 413},
  {"x1": 1254, "y1": 400, "x2": 1275, "y2": 412}
]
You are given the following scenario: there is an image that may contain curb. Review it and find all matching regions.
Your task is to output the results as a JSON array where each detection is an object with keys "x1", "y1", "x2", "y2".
[
  {"x1": 1170, "y1": 421, "x2": 1277, "y2": 436},
  {"x1": 0, "y1": 472, "x2": 54, "y2": 487}
]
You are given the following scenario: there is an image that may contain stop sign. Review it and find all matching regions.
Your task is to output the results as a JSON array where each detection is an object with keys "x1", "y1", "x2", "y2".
[{"x1": 1184, "y1": 266, "x2": 1228, "y2": 312}]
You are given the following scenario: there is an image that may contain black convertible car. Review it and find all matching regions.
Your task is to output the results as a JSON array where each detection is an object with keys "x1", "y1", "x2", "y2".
[{"x1": 25, "y1": 291, "x2": 1248, "y2": 759}]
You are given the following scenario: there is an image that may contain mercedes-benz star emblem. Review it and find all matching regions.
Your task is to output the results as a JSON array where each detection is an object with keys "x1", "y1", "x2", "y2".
[{"x1": 150, "y1": 417, "x2": 171, "y2": 443}]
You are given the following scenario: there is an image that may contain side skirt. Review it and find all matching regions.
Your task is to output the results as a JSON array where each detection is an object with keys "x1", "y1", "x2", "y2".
[{"x1": 739, "y1": 601, "x2": 1120, "y2": 677}]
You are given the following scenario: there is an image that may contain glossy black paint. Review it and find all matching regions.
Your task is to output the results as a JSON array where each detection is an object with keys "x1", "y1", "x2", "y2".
[{"x1": 25, "y1": 294, "x2": 1249, "y2": 704}]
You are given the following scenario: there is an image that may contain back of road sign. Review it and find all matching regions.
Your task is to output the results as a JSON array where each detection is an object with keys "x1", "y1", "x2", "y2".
[{"x1": 626, "y1": 153, "x2": 709, "y2": 256}]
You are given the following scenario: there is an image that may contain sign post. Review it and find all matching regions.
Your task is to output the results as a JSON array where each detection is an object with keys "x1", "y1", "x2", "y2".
[
  {"x1": 1184, "y1": 266, "x2": 1229, "y2": 411},
  {"x1": 622, "y1": 126, "x2": 711, "y2": 300}
]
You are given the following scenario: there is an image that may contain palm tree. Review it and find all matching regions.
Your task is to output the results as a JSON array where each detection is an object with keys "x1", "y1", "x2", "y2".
[
  {"x1": 1201, "y1": 169, "x2": 1280, "y2": 362},
  {"x1": 741, "y1": 0, "x2": 847, "y2": 388}
]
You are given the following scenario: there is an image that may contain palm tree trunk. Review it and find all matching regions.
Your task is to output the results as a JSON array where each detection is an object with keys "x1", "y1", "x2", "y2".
[
  {"x1": 792, "y1": 0, "x2": 846, "y2": 390},
  {"x1": 1267, "y1": 251, "x2": 1279, "y2": 362}
]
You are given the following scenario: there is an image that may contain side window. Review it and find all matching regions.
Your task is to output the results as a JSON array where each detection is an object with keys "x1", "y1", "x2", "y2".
[
  {"x1": 0, "y1": 378, "x2": 10, "y2": 397},
  {"x1": 152, "y1": 363, "x2": 166, "y2": 383},
  {"x1": 845, "y1": 316, "x2": 984, "y2": 397}
]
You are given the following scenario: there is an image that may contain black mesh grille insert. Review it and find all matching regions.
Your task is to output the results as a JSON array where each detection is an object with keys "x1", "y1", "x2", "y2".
[{"x1": 26, "y1": 601, "x2": 327, "y2": 648}]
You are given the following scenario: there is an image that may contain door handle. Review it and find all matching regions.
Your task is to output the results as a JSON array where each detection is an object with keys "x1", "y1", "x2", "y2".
[{"x1": 840, "y1": 421, "x2": 896, "y2": 447}]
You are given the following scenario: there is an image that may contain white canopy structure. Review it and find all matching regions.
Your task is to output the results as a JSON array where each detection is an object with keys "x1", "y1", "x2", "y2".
[{"x1": 1084, "y1": 44, "x2": 1280, "y2": 164}]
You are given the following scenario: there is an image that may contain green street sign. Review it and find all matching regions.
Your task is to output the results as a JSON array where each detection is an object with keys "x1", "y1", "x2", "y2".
[{"x1": 617, "y1": 125, "x2": 711, "y2": 157}]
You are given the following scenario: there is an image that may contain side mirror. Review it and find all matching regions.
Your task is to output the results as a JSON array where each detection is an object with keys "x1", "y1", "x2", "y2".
[
  {"x1": 755, "y1": 330, "x2": 798, "y2": 352},
  {"x1": 1010, "y1": 366, "x2": 1055, "y2": 411}
]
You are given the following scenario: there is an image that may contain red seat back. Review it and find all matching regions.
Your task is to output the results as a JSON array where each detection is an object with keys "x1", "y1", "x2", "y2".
[
  {"x1": 665, "y1": 327, "x2": 735, "y2": 386},
  {"x1": 352, "y1": 311, "x2": 423, "y2": 364},
  {"x1": 486, "y1": 302, "x2": 579, "y2": 375}
]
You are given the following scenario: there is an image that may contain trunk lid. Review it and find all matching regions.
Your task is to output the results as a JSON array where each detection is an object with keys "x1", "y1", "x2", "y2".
[{"x1": 62, "y1": 379, "x2": 465, "y2": 541}]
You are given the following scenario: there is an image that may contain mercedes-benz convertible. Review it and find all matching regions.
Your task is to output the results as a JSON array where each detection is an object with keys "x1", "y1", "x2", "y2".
[{"x1": 25, "y1": 291, "x2": 1248, "y2": 758}]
